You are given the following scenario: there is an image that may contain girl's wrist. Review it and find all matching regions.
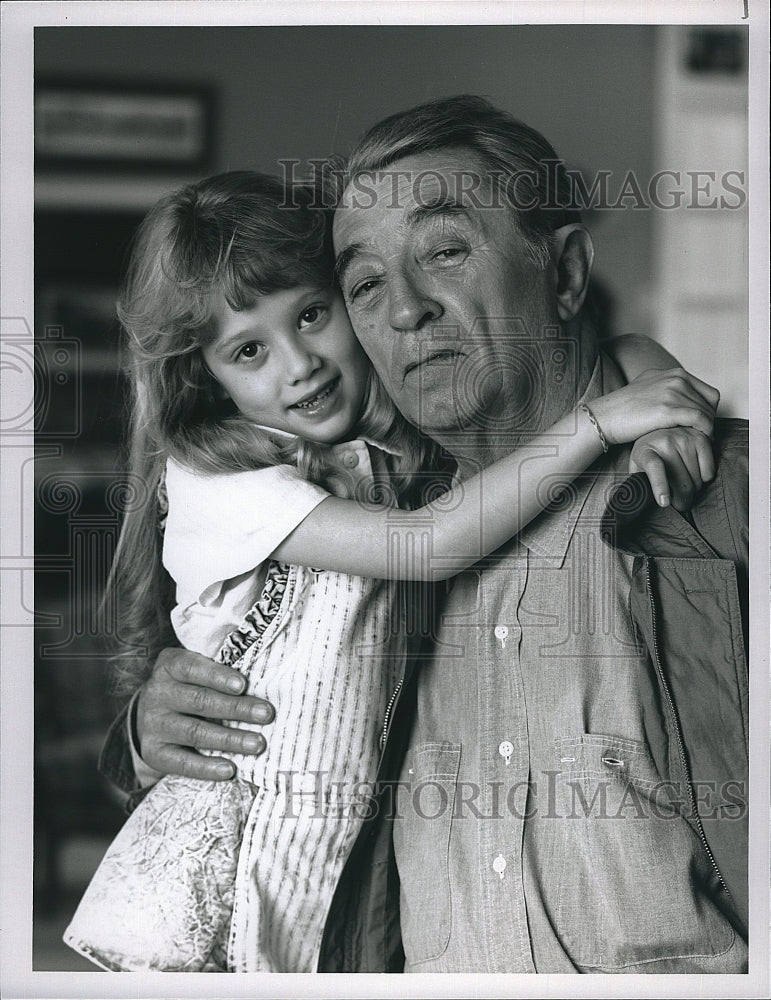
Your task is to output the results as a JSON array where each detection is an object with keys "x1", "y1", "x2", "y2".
[{"x1": 577, "y1": 401, "x2": 610, "y2": 453}]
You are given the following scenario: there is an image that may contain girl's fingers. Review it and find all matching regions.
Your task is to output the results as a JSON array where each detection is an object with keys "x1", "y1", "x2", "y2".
[
  {"x1": 670, "y1": 405, "x2": 713, "y2": 438},
  {"x1": 659, "y1": 448, "x2": 698, "y2": 511},
  {"x1": 663, "y1": 368, "x2": 721, "y2": 410},
  {"x1": 695, "y1": 432, "x2": 716, "y2": 483},
  {"x1": 629, "y1": 427, "x2": 715, "y2": 511},
  {"x1": 673, "y1": 438, "x2": 704, "y2": 492},
  {"x1": 630, "y1": 449, "x2": 670, "y2": 507},
  {"x1": 682, "y1": 373, "x2": 721, "y2": 409}
]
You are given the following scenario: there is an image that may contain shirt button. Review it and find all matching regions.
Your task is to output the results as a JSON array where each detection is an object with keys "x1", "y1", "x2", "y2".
[
  {"x1": 498, "y1": 740, "x2": 514, "y2": 765},
  {"x1": 493, "y1": 854, "x2": 507, "y2": 880},
  {"x1": 494, "y1": 625, "x2": 509, "y2": 649},
  {"x1": 342, "y1": 452, "x2": 359, "y2": 468}
]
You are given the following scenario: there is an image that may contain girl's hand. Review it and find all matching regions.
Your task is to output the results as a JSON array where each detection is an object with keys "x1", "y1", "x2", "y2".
[
  {"x1": 590, "y1": 367, "x2": 720, "y2": 446},
  {"x1": 628, "y1": 427, "x2": 715, "y2": 510}
]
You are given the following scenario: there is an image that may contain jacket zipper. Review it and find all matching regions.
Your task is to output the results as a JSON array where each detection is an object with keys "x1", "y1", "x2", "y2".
[
  {"x1": 643, "y1": 558, "x2": 729, "y2": 897},
  {"x1": 380, "y1": 678, "x2": 403, "y2": 751}
]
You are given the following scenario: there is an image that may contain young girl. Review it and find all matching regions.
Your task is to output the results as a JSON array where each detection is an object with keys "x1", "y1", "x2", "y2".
[{"x1": 64, "y1": 171, "x2": 717, "y2": 973}]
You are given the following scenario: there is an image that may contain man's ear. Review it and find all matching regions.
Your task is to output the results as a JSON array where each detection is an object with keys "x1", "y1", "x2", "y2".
[{"x1": 551, "y1": 224, "x2": 594, "y2": 322}]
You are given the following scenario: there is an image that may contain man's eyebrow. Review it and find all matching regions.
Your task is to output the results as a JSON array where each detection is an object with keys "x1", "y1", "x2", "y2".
[
  {"x1": 334, "y1": 243, "x2": 366, "y2": 288},
  {"x1": 404, "y1": 199, "x2": 473, "y2": 228},
  {"x1": 334, "y1": 202, "x2": 474, "y2": 287}
]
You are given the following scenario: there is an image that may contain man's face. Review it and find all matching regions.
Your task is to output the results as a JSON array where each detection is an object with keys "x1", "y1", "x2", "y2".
[{"x1": 332, "y1": 149, "x2": 561, "y2": 441}]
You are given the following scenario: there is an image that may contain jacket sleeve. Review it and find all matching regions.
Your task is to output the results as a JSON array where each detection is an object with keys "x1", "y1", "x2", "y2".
[
  {"x1": 690, "y1": 418, "x2": 749, "y2": 645},
  {"x1": 690, "y1": 419, "x2": 749, "y2": 575},
  {"x1": 98, "y1": 696, "x2": 158, "y2": 811}
]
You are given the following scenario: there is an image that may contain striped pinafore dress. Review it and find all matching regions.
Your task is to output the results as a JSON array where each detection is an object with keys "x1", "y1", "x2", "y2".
[{"x1": 64, "y1": 450, "x2": 407, "y2": 972}]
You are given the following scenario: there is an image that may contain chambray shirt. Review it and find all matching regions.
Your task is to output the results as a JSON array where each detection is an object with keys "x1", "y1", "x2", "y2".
[{"x1": 393, "y1": 358, "x2": 747, "y2": 973}]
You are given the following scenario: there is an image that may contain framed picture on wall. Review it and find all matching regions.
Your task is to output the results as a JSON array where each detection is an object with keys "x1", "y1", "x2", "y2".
[{"x1": 34, "y1": 79, "x2": 215, "y2": 170}]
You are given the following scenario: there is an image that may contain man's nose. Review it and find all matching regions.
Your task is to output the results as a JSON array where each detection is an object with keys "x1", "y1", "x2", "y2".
[
  {"x1": 283, "y1": 338, "x2": 322, "y2": 383},
  {"x1": 388, "y1": 271, "x2": 443, "y2": 332}
]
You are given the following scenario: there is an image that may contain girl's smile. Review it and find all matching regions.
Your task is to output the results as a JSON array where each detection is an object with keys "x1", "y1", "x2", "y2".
[{"x1": 202, "y1": 286, "x2": 371, "y2": 445}]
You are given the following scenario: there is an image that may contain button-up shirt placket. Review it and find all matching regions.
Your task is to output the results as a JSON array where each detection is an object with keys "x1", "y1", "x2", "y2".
[{"x1": 476, "y1": 546, "x2": 535, "y2": 973}]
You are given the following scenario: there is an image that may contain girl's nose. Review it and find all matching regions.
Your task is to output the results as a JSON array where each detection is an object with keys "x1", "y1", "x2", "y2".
[{"x1": 283, "y1": 338, "x2": 322, "y2": 384}]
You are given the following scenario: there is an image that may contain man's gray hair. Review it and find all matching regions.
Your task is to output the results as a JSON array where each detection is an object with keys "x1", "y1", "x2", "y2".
[{"x1": 341, "y1": 94, "x2": 581, "y2": 269}]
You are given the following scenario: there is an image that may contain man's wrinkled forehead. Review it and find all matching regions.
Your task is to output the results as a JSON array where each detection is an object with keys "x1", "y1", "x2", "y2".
[{"x1": 333, "y1": 149, "x2": 499, "y2": 248}]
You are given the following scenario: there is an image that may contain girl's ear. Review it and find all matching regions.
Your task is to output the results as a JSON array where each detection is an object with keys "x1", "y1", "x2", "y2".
[{"x1": 550, "y1": 224, "x2": 594, "y2": 323}]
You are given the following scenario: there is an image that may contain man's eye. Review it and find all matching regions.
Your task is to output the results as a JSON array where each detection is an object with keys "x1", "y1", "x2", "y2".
[
  {"x1": 236, "y1": 342, "x2": 265, "y2": 361},
  {"x1": 349, "y1": 278, "x2": 380, "y2": 301},
  {"x1": 431, "y1": 245, "x2": 467, "y2": 264},
  {"x1": 298, "y1": 304, "x2": 327, "y2": 329}
]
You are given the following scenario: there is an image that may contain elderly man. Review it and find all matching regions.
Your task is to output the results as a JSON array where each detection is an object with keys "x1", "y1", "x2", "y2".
[{"x1": 103, "y1": 96, "x2": 748, "y2": 973}]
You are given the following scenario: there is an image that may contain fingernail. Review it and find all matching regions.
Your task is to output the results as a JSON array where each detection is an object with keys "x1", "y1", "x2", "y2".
[
  {"x1": 227, "y1": 676, "x2": 245, "y2": 693},
  {"x1": 242, "y1": 734, "x2": 264, "y2": 753},
  {"x1": 658, "y1": 493, "x2": 670, "y2": 507},
  {"x1": 253, "y1": 706, "x2": 274, "y2": 725},
  {"x1": 214, "y1": 762, "x2": 235, "y2": 779}
]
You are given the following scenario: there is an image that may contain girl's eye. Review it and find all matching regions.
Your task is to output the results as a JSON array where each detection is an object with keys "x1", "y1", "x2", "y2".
[
  {"x1": 236, "y1": 342, "x2": 266, "y2": 362},
  {"x1": 298, "y1": 304, "x2": 328, "y2": 329}
]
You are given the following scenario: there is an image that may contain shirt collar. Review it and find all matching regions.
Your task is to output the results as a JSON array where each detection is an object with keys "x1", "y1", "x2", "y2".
[
  {"x1": 517, "y1": 353, "x2": 615, "y2": 564},
  {"x1": 251, "y1": 423, "x2": 402, "y2": 459}
]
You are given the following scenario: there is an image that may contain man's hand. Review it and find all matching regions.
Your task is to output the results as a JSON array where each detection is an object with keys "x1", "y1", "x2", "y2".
[{"x1": 135, "y1": 647, "x2": 275, "y2": 780}]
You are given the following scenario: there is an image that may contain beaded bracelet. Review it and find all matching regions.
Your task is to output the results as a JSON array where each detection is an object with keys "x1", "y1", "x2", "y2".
[{"x1": 578, "y1": 402, "x2": 609, "y2": 453}]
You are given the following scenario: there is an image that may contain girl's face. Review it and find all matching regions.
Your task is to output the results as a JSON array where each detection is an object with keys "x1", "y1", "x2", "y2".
[{"x1": 202, "y1": 286, "x2": 371, "y2": 445}]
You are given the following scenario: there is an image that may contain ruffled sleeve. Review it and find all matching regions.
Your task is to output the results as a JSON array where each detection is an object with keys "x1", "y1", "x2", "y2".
[{"x1": 162, "y1": 457, "x2": 329, "y2": 604}]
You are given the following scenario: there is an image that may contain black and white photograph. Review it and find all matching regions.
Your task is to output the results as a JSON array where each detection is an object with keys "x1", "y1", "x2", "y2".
[{"x1": 1, "y1": 2, "x2": 769, "y2": 998}]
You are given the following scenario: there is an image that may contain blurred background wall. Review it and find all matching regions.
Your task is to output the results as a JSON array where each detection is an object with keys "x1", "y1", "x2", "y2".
[{"x1": 32, "y1": 23, "x2": 749, "y2": 969}]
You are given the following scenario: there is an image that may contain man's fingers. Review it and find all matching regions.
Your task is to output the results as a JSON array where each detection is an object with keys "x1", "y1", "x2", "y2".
[
  {"x1": 150, "y1": 714, "x2": 267, "y2": 756},
  {"x1": 158, "y1": 648, "x2": 247, "y2": 694},
  {"x1": 144, "y1": 743, "x2": 238, "y2": 782},
  {"x1": 168, "y1": 684, "x2": 274, "y2": 725}
]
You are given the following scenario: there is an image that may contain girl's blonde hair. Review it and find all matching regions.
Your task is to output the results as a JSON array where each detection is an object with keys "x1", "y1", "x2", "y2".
[{"x1": 110, "y1": 170, "x2": 448, "y2": 698}]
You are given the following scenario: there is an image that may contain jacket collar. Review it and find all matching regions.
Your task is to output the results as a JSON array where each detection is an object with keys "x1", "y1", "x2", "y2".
[{"x1": 600, "y1": 474, "x2": 719, "y2": 560}]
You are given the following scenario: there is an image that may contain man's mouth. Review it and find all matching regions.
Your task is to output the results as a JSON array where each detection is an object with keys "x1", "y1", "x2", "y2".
[
  {"x1": 290, "y1": 377, "x2": 340, "y2": 410},
  {"x1": 404, "y1": 350, "x2": 463, "y2": 380}
]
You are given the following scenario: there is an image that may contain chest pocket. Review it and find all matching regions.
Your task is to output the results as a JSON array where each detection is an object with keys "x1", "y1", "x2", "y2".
[
  {"x1": 552, "y1": 733, "x2": 737, "y2": 970},
  {"x1": 392, "y1": 742, "x2": 461, "y2": 966}
]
